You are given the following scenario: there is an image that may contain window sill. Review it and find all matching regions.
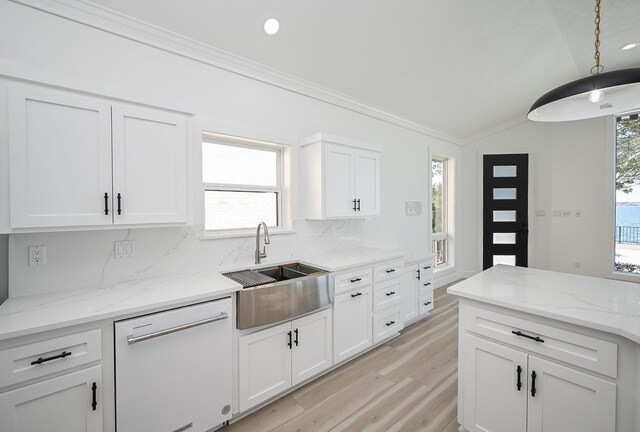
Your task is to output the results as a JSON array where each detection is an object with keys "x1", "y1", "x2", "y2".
[
  {"x1": 608, "y1": 270, "x2": 640, "y2": 283},
  {"x1": 200, "y1": 228, "x2": 296, "y2": 241}
]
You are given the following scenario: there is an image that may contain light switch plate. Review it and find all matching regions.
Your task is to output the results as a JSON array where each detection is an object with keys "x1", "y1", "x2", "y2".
[
  {"x1": 115, "y1": 240, "x2": 136, "y2": 259},
  {"x1": 405, "y1": 201, "x2": 422, "y2": 216}
]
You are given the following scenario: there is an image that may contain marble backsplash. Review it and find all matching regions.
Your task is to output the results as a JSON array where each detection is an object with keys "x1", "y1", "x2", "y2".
[{"x1": 8, "y1": 219, "x2": 363, "y2": 297}]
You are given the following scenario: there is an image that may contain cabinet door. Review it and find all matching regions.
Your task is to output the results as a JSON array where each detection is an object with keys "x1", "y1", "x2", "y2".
[
  {"x1": 402, "y1": 266, "x2": 419, "y2": 323},
  {"x1": 238, "y1": 322, "x2": 292, "y2": 412},
  {"x1": 354, "y1": 149, "x2": 380, "y2": 216},
  {"x1": 112, "y1": 104, "x2": 187, "y2": 224},
  {"x1": 323, "y1": 143, "x2": 356, "y2": 218},
  {"x1": 527, "y1": 356, "x2": 616, "y2": 432},
  {"x1": 291, "y1": 308, "x2": 333, "y2": 386},
  {"x1": 8, "y1": 84, "x2": 113, "y2": 228},
  {"x1": 462, "y1": 335, "x2": 527, "y2": 432},
  {"x1": 333, "y1": 287, "x2": 372, "y2": 364},
  {"x1": 0, "y1": 365, "x2": 102, "y2": 432}
]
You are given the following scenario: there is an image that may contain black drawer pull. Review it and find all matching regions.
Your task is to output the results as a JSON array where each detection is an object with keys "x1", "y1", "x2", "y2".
[
  {"x1": 117, "y1": 193, "x2": 122, "y2": 215},
  {"x1": 350, "y1": 278, "x2": 362, "y2": 283},
  {"x1": 531, "y1": 371, "x2": 537, "y2": 397},
  {"x1": 385, "y1": 321, "x2": 395, "y2": 327},
  {"x1": 31, "y1": 351, "x2": 72, "y2": 365},
  {"x1": 92, "y1": 382, "x2": 97, "y2": 411},
  {"x1": 104, "y1": 193, "x2": 109, "y2": 215},
  {"x1": 423, "y1": 283, "x2": 431, "y2": 286},
  {"x1": 512, "y1": 330, "x2": 544, "y2": 343},
  {"x1": 385, "y1": 291, "x2": 396, "y2": 296},
  {"x1": 352, "y1": 199, "x2": 357, "y2": 211},
  {"x1": 351, "y1": 292, "x2": 363, "y2": 298},
  {"x1": 423, "y1": 301, "x2": 432, "y2": 306},
  {"x1": 385, "y1": 269, "x2": 396, "y2": 273},
  {"x1": 424, "y1": 265, "x2": 431, "y2": 270},
  {"x1": 356, "y1": 199, "x2": 361, "y2": 211},
  {"x1": 287, "y1": 331, "x2": 292, "y2": 349},
  {"x1": 294, "y1": 328, "x2": 299, "y2": 346},
  {"x1": 416, "y1": 270, "x2": 420, "y2": 280},
  {"x1": 516, "y1": 365, "x2": 522, "y2": 391}
]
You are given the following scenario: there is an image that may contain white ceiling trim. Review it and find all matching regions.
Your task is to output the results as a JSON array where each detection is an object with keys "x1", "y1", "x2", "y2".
[{"x1": 10, "y1": 0, "x2": 464, "y2": 145}]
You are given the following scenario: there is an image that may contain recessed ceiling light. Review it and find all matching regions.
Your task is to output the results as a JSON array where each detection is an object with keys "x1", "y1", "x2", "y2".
[
  {"x1": 621, "y1": 43, "x2": 639, "y2": 51},
  {"x1": 264, "y1": 18, "x2": 280, "y2": 36}
]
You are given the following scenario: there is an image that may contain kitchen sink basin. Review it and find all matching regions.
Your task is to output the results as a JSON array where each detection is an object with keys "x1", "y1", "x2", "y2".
[{"x1": 223, "y1": 262, "x2": 331, "y2": 330}]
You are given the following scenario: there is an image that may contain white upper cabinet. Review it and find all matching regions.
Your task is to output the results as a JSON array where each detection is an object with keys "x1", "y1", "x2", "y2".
[
  {"x1": 7, "y1": 83, "x2": 189, "y2": 229},
  {"x1": 300, "y1": 133, "x2": 381, "y2": 219},
  {"x1": 111, "y1": 104, "x2": 187, "y2": 225},
  {"x1": 8, "y1": 85, "x2": 113, "y2": 228}
]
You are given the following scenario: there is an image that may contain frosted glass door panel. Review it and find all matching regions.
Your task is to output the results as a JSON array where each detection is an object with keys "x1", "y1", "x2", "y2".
[
  {"x1": 493, "y1": 166, "x2": 517, "y2": 177},
  {"x1": 493, "y1": 233, "x2": 516, "y2": 244},
  {"x1": 493, "y1": 255, "x2": 516, "y2": 266},
  {"x1": 493, "y1": 210, "x2": 517, "y2": 222},
  {"x1": 493, "y1": 188, "x2": 517, "y2": 200}
]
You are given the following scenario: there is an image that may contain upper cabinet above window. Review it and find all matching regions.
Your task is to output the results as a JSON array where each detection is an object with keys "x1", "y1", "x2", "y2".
[
  {"x1": 7, "y1": 83, "x2": 189, "y2": 229},
  {"x1": 300, "y1": 133, "x2": 381, "y2": 219}
]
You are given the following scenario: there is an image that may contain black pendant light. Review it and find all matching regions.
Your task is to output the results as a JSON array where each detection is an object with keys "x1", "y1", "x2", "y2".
[{"x1": 527, "y1": 0, "x2": 640, "y2": 122}]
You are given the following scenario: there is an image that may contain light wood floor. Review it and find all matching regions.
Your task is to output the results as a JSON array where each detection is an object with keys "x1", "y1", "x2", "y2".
[{"x1": 225, "y1": 284, "x2": 461, "y2": 432}]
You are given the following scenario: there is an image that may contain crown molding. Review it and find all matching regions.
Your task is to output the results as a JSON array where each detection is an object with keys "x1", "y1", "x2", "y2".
[
  {"x1": 462, "y1": 115, "x2": 530, "y2": 145},
  {"x1": 10, "y1": 0, "x2": 463, "y2": 145}
]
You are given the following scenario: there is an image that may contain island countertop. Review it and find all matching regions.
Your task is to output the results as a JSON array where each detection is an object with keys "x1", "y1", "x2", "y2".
[{"x1": 448, "y1": 265, "x2": 640, "y2": 344}]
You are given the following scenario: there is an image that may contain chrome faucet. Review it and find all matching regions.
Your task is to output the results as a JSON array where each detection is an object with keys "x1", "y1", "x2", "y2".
[{"x1": 255, "y1": 221, "x2": 271, "y2": 264}]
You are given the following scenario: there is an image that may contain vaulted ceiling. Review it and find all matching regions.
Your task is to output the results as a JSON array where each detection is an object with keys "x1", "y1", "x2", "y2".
[{"x1": 90, "y1": 0, "x2": 640, "y2": 141}]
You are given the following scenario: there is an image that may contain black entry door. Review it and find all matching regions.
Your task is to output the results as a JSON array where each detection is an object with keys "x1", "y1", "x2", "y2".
[{"x1": 483, "y1": 154, "x2": 529, "y2": 270}]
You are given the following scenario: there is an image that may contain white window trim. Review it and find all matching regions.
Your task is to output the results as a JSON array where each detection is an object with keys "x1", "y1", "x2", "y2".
[
  {"x1": 200, "y1": 130, "x2": 294, "y2": 239},
  {"x1": 433, "y1": 155, "x2": 452, "y2": 268}
]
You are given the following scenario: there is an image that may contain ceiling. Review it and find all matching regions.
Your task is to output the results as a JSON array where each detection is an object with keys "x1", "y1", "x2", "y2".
[{"x1": 89, "y1": 0, "x2": 640, "y2": 142}]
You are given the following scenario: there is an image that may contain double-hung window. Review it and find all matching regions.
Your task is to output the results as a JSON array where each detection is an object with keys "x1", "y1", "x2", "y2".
[
  {"x1": 202, "y1": 133, "x2": 287, "y2": 234},
  {"x1": 432, "y1": 156, "x2": 453, "y2": 266}
]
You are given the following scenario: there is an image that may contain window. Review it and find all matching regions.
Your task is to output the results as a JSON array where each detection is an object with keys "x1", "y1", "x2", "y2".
[
  {"x1": 432, "y1": 156, "x2": 454, "y2": 266},
  {"x1": 202, "y1": 133, "x2": 288, "y2": 234},
  {"x1": 614, "y1": 112, "x2": 640, "y2": 274}
]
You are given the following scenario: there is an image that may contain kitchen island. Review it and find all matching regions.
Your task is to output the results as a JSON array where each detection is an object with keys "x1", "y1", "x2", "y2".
[{"x1": 448, "y1": 265, "x2": 640, "y2": 432}]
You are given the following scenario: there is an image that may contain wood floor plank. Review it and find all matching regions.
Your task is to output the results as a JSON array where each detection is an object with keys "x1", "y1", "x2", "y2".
[
  {"x1": 272, "y1": 371, "x2": 395, "y2": 432},
  {"x1": 387, "y1": 305, "x2": 458, "y2": 351},
  {"x1": 225, "y1": 395, "x2": 305, "y2": 432},
  {"x1": 410, "y1": 338, "x2": 458, "y2": 390},
  {"x1": 443, "y1": 418, "x2": 460, "y2": 432},
  {"x1": 291, "y1": 345, "x2": 402, "y2": 410}
]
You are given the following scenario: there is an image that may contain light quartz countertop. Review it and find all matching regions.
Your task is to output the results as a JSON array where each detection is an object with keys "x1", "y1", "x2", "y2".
[
  {"x1": 0, "y1": 246, "x2": 410, "y2": 341},
  {"x1": 0, "y1": 270, "x2": 241, "y2": 341},
  {"x1": 448, "y1": 265, "x2": 640, "y2": 344}
]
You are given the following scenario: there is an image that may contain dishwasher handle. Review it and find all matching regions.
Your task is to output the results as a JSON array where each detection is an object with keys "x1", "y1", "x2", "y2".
[{"x1": 127, "y1": 312, "x2": 228, "y2": 345}]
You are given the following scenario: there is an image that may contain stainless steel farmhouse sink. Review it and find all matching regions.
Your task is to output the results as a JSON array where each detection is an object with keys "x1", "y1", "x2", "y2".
[{"x1": 223, "y1": 263, "x2": 331, "y2": 330}]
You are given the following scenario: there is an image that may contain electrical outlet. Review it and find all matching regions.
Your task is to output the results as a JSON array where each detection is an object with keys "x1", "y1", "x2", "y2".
[
  {"x1": 574, "y1": 261, "x2": 582, "y2": 269},
  {"x1": 28, "y1": 245, "x2": 46, "y2": 266},
  {"x1": 552, "y1": 210, "x2": 561, "y2": 217},
  {"x1": 330, "y1": 227, "x2": 337, "y2": 238},
  {"x1": 115, "y1": 240, "x2": 136, "y2": 259},
  {"x1": 535, "y1": 210, "x2": 546, "y2": 217},
  {"x1": 575, "y1": 210, "x2": 582, "y2": 217},
  {"x1": 561, "y1": 210, "x2": 571, "y2": 217}
]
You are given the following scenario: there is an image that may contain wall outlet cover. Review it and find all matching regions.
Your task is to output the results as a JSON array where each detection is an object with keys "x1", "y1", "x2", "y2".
[
  {"x1": 28, "y1": 245, "x2": 46, "y2": 266},
  {"x1": 115, "y1": 240, "x2": 136, "y2": 259}
]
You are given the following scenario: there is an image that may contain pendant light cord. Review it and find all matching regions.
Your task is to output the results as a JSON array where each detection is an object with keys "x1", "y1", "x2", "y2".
[{"x1": 591, "y1": 0, "x2": 604, "y2": 75}]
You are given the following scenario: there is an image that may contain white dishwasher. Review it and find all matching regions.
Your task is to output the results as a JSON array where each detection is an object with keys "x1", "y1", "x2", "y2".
[{"x1": 115, "y1": 298, "x2": 232, "y2": 432}]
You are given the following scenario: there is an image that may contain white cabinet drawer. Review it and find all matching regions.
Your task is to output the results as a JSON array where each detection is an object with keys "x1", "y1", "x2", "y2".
[
  {"x1": 373, "y1": 306, "x2": 403, "y2": 344},
  {"x1": 419, "y1": 294, "x2": 434, "y2": 316},
  {"x1": 334, "y1": 267, "x2": 372, "y2": 295},
  {"x1": 373, "y1": 279, "x2": 402, "y2": 313},
  {"x1": 461, "y1": 303, "x2": 618, "y2": 378},
  {"x1": 418, "y1": 276, "x2": 433, "y2": 298},
  {"x1": 0, "y1": 329, "x2": 102, "y2": 389},
  {"x1": 373, "y1": 260, "x2": 404, "y2": 282},
  {"x1": 418, "y1": 258, "x2": 434, "y2": 277}
]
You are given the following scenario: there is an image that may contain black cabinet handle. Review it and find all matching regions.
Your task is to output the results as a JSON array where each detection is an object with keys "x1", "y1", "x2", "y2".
[
  {"x1": 104, "y1": 193, "x2": 109, "y2": 215},
  {"x1": 350, "y1": 278, "x2": 362, "y2": 283},
  {"x1": 416, "y1": 269, "x2": 420, "y2": 280},
  {"x1": 423, "y1": 301, "x2": 432, "y2": 306},
  {"x1": 117, "y1": 193, "x2": 122, "y2": 215},
  {"x1": 385, "y1": 291, "x2": 396, "y2": 296},
  {"x1": 424, "y1": 265, "x2": 431, "y2": 270},
  {"x1": 91, "y1": 382, "x2": 97, "y2": 411},
  {"x1": 512, "y1": 330, "x2": 544, "y2": 343},
  {"x1": 352, "y1": 199, "x2": 357, "y2": 211},
  {"x1": 287, "y1": 331, "x2": 292, "y2": 349},
  {"x1": 385, "y1": 269, "x2": 396, "y2": 273},
  {"x1": 294, "y1": 328, "x2": 299, "y2": 346},
  {"x1": 31, "y1": 350, "x2": 72, "y2": 365},
  {"x1": 385, "y1": 320, "x2": 395, "y2": 327},
  {"x1": 351, "y1": 292, "x2": 363, "y2": 298},
  {"x1": 531, "y1": 371, "x2": 537, "y2": 397},
  {"x1": 516, "y1": 365, "x2": 522, "y2": 391},
  {"x1": 356, "y1": 199, "x2": 361, "y2": 211},
  {"x1": 423, "y1": 282, "x2": 431, "y2": 286}
]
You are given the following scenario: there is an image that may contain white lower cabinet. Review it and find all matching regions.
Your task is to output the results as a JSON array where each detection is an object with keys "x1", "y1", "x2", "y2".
[
  {"x1": 333, "y1": 286, "x2": 372, "y2": 364},
  {"x1": 463, "y1": 334, "x2": 616, "y2": 432},
  {"x1": 239, "y1": 309, "x2": 332, "y2": 412},
  {"x1": 0, "y1": 366, "x2": 102, "y2": 432},
  {"x1": 402, "y1": 257, "x2": 435, "y2": 324}
]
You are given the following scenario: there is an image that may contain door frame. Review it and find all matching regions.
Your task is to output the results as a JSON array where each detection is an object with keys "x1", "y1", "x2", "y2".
[{"x1": 476, "y1": 149, "x2": 535, "y2": 271}]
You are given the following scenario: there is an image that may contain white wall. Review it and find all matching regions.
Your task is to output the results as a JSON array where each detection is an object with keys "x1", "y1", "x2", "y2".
[
  {"x1": 460, "y1": 117, "x2": 614, "y2": 278},
  {"x1": 0, "y1": 2, "x2": 462, "y2": 296}
]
